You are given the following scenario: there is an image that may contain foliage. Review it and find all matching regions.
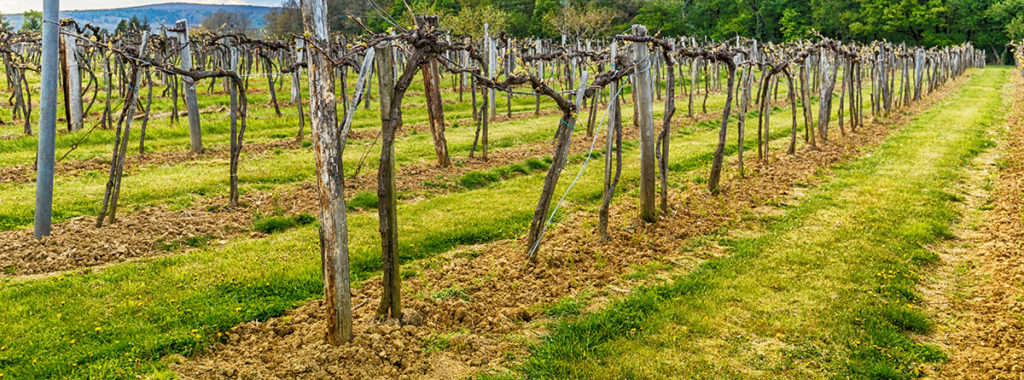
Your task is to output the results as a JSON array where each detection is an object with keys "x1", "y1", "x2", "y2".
[
  {"x1": 264, "y1": 0, "x2": 303, "y2": 36},
  {"x1": 441, "y1": 2, "x2": 509, "y2": 38},
  {"x1": 0, "y1": 13, "x2": 11, "y2": 31},
  {"x1": 344, "y1": 0, "x2": 1022, "y2": 62},
  {"x1": 200, "y1": 9, "x2": 251, "y2": 33},
  {"x1": 541, "y1": 3, "x2": 622, "y2": 38},
  {"x1": 114, "y1": 15, "x2": 150, "y2": 36},
  {"x1": 19, "y1": 11, "x2": 41, "y2": 33}
]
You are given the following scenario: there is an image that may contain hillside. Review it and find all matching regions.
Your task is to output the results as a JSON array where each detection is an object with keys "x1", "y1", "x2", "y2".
[{"x1": 3, "y1": 2, "x2": 276, "y2": 31}]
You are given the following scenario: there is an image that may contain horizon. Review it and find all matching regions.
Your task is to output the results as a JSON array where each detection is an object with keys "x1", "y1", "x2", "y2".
[{"x1": 0, "y1": 0, "x2": 279, "y2": 14}]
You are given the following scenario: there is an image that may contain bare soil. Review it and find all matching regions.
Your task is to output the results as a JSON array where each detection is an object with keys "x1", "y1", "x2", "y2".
[{"x1": 924, "y1": 79, "x2": 1024, "y2": 379}]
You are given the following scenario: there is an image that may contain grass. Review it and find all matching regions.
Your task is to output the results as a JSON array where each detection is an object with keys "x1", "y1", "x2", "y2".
[
  {"x1": 542, "y1": 291, "x2": 595, "y2": 319},
  {"x1": 347, "y1": 190, "x2": 379, "y2": 211},
  {"x1": 517, "y1": 67, "x2": 1010, "y2": 379},
  {"x1": 252, "y1": 212, "x2": 316, "y2": 234},
  {"x1": 428, "y1": 285, "x2": 474, "y2": 301}
]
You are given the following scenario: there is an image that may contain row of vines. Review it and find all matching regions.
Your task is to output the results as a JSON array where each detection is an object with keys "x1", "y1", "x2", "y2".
[{"x1": 2, "y1": 5, "x2": 987, "y2": 346}]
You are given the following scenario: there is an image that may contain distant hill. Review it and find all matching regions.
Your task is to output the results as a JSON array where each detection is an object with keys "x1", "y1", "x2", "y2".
[{"x1": 3, "y1": 3, "x2": 277, "y2": 32}]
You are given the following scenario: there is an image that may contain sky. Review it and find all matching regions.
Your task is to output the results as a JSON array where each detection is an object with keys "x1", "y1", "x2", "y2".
[{"x1": 0, "y1": 0, "x2": 278, "y2": 14}]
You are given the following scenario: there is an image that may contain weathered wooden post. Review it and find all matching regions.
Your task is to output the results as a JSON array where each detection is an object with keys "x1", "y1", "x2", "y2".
[
  {"x1": 62, "y1": 25, "x2": 83, "y2": 131},
  {"x1": 418, "y1": 16, "x2": 451, "y2": 168},
  {"x1": 599, "y1": 42, "x2": 622, "y2": 239},
  {"x1": 535, "y1": 39, "x2": 543, "y2": 115},
  {"x1": 632, "y1": 25, "x2": 657, "y2": 223},
  {"x1": 485, "y1": 23, "x2": 496, "y2": 120},
  {"x1": 228, "y1": 45, "x2": 244, "y2": 207},
  {"x1": 914, "y1": 48, "x2": 924, "y2": 101},
  {"x1": 373, "y1": 43, "x2": 401, "y2": 320},
  {"x1": 174, "y1": 20, "x2": 203, "y2": 154},
  {"x1": 291, "y1": 39, "x2": 304, "y2": 104},
  {"x1": 301, "y1": 0, "x2": 353, "y2": 345}
]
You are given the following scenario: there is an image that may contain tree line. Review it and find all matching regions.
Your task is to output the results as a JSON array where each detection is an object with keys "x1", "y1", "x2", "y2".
[{"x1": 262, "y1": 0, "x2": 1023, "y2": 63}]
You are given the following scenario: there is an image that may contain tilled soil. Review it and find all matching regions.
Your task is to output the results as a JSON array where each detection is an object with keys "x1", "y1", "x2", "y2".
[
  {"x1": 171, "y1": 77, "x2": 963, "y2": 379},
  {"x1": 926, "y1": 79, "x2": 1024, "y2": 379},
  {"x1": 0, "y1": 139, "x2": 304, "y2": 184}
]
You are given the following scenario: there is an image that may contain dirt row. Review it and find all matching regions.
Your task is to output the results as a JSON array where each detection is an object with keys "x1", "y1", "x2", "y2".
[
  {"x1": 927, "y1": 79, "x2": 1024, "y2": 379},
  {"x1": 171, "y1": 76, "x2": 968, "y2": 379}
]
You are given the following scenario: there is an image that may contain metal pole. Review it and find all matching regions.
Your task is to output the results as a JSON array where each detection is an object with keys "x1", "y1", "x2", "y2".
[{"x1": 34, "y1": 0, "x2": 59, "y2": 239}]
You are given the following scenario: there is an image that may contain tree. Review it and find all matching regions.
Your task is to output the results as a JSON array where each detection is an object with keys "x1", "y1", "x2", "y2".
[
  {"x1": 201, "y1": 9, "x2": 252, "y2": 33},
  {"x1": 20, "y1": 11, "x2": 42, "y2": 33},
  {"x1": 442, "y1": 3, "x2": 508, "y2": 38},
  {"x1": 265, "y1": 0, "x2": 303, "y2": 36},
  {"x1": 542, "y1": 3, "x2": 622, "y2": 38},
  {"x1": 0, "y1": 13, "x2": 11, "y2": 31},
  {"x1": 115, "y1": 15, "x2": 150, "y2": 36}
]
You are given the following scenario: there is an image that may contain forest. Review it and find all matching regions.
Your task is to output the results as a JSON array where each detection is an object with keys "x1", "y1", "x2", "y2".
[{"x1": 262, "y1": 0, "x2": 1024, "y2": 62}]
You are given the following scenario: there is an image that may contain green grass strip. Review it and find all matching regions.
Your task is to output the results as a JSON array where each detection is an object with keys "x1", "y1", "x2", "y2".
[{"x1": 518, "y1": 67, "x2": 1010, "y2": 379}]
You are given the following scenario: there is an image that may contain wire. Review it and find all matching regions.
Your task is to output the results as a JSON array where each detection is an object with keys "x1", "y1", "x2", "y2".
[{"x1": 525, "y1": 55, "x2": 650, "y2": 259}]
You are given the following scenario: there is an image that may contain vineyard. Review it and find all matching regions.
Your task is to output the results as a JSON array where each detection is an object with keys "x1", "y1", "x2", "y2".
[{"x1": 1, "y1": 2, "x2": 1023, "y2": 378}]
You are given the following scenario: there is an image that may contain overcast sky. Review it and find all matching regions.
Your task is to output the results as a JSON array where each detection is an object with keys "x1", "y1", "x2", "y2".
[{"x1": 1, "y1": 0, "x2": 279, "y2": 14}]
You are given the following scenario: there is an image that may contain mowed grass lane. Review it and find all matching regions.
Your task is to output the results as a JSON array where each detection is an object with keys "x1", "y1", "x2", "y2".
[{"x1": 518, "y1": 67, "x2": 1011, "y2": 379}]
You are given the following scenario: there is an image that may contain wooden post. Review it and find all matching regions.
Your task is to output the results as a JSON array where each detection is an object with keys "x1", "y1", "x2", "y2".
[
  {"x1": 817, "y1": 47, "x2": 838, "y2": 144},
  {"x1": 62, "y1": 26, "x2": 83, "y2": 131},
  {"x1": 914, "y1": 48, "x2": 924, "y2": 101},
  {"x1": 599, "y1": 42, "x2": 622, "y2": 239},
  {"x1": 800, "y1": 59, "x2": 816, "y2": 148},
  {"x1": 737, "y1": 41, "x2": 755, "y2": 176},
  {"x1": 535, "y1": 39, "x2": 542, "y2": 115},
  {"x1": 373, "y1": 43, "x2": 402, "y2": 320},
  {"x1": 228, "y1": 46, "x2": 243, "y2": 207},
  {"x1": 175, "y1": 20, "x2": 203, "y2": 154},
  {"x1": 294, "y1": 40, "x2": 306, "y2": 142},
  {"x1": 485, "y1": 24, "x2": 496, "y2": 120},
  {"x1": 506, "y1": 40, "x2": 514, "y2": 118},
  {"x1": 658, "y1": 45, "x2": 676, "y2": 214},
  {"x1": 418, "y1": 16, "x2": 451, "y2": 168},
  {"x1": 301, "y1": 0, "x2": 353, "y2": 345},
  {"x1": 632, "y1": 25, "x2": 657, "y2": 223}
]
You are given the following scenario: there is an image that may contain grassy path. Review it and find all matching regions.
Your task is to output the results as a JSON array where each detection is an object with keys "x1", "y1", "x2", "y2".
[{"x1": 520, "y1": 67, "x2": 1013, "y2": 378}]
